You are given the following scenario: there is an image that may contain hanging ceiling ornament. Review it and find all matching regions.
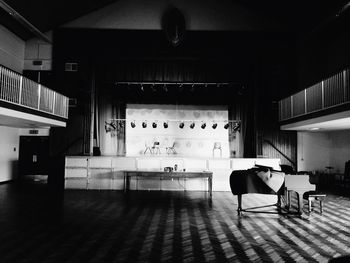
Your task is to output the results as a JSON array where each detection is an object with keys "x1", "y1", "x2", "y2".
[{"x1": 162, "y1": 7, "x2": 186, "y2": 47}]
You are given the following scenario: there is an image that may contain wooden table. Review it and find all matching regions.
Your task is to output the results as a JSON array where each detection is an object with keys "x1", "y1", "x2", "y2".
[{"x1": 123, "y1": 170, "x2": 213, "y2": 199}]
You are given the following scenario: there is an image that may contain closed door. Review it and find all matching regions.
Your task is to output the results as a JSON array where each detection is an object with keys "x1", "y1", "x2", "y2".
[{"x1": 19, "y1": 136, "x2": 49, "y2": 177}]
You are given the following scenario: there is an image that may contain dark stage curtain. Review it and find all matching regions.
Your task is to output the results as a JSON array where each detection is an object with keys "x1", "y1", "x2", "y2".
[
  {"x1": 98, "y1": 95, "x2": 126, "y2": 156},
  {"x1": 100, "y1": 59, "x2": 244, "y2": 84}
]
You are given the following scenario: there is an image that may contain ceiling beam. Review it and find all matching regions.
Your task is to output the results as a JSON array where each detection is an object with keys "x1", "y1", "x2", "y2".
[{"x1": 0, "y1": 0, "x2": 51, "y2": 43}]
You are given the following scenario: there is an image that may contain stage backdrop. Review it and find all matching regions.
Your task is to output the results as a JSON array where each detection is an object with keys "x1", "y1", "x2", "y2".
[{"x1": 125, "y1": 104, "x2": 230, "y2": 158}]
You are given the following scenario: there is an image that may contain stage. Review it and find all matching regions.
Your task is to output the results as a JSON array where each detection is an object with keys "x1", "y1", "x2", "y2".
[{"x1": 65, "y1": 156, "x2": 280, "y2": 192}]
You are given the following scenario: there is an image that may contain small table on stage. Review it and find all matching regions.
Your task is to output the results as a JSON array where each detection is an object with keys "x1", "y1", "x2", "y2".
[{"x1": 123, "y1": 170, "x2": 213, "y2": 200}]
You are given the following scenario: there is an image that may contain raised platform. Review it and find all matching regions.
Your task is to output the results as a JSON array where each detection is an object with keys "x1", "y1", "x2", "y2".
[{"x1": 65, "y1": 156, "x2": 281, "y2": 192}]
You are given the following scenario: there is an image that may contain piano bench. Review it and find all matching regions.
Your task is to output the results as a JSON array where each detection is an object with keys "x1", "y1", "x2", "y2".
[{"x1": 303, "y1": 191, "x2": 326, "y2": 213}]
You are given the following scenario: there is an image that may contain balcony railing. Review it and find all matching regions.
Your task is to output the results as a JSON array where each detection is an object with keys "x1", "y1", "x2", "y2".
[
  {"x1": 0, "y1": 65, "x2": 69, "y2": 119},
  {"x1": 279, "y1": 69, "x2": 350, "y2": 121}
]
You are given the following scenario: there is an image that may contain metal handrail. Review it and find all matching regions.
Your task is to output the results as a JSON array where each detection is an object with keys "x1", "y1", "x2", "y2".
[
  {"x1": 0, "y1": 64, "x2": 69, "y2": 119},
  {"x1": 279, "y1": 69, "x2": 350, "y2": 121}
]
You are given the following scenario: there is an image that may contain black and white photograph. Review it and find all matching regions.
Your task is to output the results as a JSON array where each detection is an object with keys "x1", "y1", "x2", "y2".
[{"x1": 0, "y1": 0, "x2": 350, "y2": 262}]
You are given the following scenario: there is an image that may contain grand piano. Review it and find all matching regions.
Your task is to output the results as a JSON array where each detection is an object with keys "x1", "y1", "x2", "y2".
[{"x1": 230, "y1": 168, "x2": 316, "y2": 215}]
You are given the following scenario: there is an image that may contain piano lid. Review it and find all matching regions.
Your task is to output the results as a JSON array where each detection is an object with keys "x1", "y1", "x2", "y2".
[{"x1": 285, "y1": 175, "x2": 316, "y2": 191}]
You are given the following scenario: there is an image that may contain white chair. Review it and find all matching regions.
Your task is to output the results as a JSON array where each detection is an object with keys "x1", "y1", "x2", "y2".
[
  {"x1": 166, "y1": 141, "x2": 176, "y2": 154},
  {"x1": 213, "y1": 142, "x2": 222, "y2": 157},
  {"x1": 152, "y1": 141, "x2": 161, "y2": 155},
  {"x1": 144, "y1": 141, "x2": 153, "y2": 154}
]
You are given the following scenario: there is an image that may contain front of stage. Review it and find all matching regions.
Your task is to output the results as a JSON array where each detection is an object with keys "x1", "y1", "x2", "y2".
[{"x1": 65, "y1": 156, "x2": 281, "y2": 192}]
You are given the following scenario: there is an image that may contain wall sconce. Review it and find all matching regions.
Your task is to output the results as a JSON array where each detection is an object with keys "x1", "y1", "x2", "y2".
[
  {"x1": 152, "y1": 121, "x2": 157, "y2": 128},
  {"x1": 130, "y1": 121, "x2": 136, "y2": 128},
  {"x1": 212, "y1": 123, "x2": 217, "y2": 129},
  {"x1": 224, "y1": 122, "x2": 230, "y2": 129},
  {"x1": 179, "y1": 122, "x2": 184, "y2": 129},
  {"x1": 163, "y1": 121, "x2": 168, "y2": 128},
  {"x1": 142, "y1": 121, "x2": 147, "y2": 128},
  {"x1": 201, "y1": 122, "x2": 206, "y2": 129},
  {"x1": 190, "y1": 122, "x2": 195, "y2": 129}
]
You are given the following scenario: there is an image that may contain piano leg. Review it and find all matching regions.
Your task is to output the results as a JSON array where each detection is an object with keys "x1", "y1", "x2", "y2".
[
  {"x1": 237, "y1": 194, "x2": 242, "y2": 215},
  {"x1": 287, "y1": 190, "x2": 292, "y2": 211},
  {"x1": 308, "y1": 198, "x2": 312, "y2": 213},
  {"x1": 296, "y1": 191, "x2": 304, "y2": 215}
]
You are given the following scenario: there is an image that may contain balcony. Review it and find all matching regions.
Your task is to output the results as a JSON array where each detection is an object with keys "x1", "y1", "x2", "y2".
[
  {"x1": 279, "y1": 69, "x2": 350, "y2": 131},
  {"x1": 0, "y1": 64, "x2": 69, "y2": 127}
]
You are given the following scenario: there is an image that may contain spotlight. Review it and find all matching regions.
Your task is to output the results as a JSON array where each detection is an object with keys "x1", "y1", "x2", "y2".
[
  {"x1": 111, "y1": 121, "x2": 117, "y2": 129},
  {"x1": 131, "y1": 121, "x2": 136, "y2": 128},
  {"x1": 201, "y1": 122, "x2": 206, "y2": 129},
  {"x1": 142, "y1": 121, "x2": 147, "y2": 128},
  {"x1": 105, "y1": 121, "x2": 117, "y2": 133},
  {"x1": 190, "y1": 122, "x2": 195, "y2": 129},
  {"x1": 224, "y1": 122, "x2": 230, "y2": 129},
  {"x1": 152, "y1": 122, "x2": 157, "y2": 128},
  {"x1": 233, "y1": 122, "x2": 241, "y2": 132},
  {"x1": 163, "y1": 122, "x2": 168, "y2": 128},
  {"x1": 179, "y1": 122, "x2": 184, "y2": 129},
  {"x1": 151, "y1": 84, "x2": 156, "y2": 92},
  {"x1": 212, "y1": 123, "x2": 217, "y2": 129}
]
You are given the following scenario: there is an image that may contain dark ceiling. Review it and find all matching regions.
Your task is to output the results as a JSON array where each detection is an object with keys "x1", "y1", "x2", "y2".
[{"x1": 1, "y1": 0, "x2": 349, "y2": 40}]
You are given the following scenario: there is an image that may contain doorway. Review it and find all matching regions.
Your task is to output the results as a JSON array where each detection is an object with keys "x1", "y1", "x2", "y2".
[{"x1": 19, "y1": 136, "x2": 50, "y2": 182}]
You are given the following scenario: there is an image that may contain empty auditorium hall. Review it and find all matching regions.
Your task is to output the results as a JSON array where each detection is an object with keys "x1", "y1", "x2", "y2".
[{"x1": 1, "y1": 0, "x2": 350, "y2": 262}]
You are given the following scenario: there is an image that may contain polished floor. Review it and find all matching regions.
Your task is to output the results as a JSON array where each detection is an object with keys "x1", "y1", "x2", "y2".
[{"x1": 0, "y1": 183, "x2": 349, "y2": 263}]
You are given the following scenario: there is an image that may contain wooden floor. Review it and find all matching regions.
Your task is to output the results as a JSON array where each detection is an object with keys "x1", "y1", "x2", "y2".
[{"x1": 0, "y1": 183, "x2": 349, "y2": 263}]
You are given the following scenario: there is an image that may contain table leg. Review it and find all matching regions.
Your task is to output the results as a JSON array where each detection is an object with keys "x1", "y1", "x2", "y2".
[
  {"x1": 125, "y1": 174, "x2": 131, "y2": 193},
  {"x1": 208, "y1": 176, "x2": 212, "y2": 200},
  {"x1": 123, "y1": 173, "x2": 126, "y2": 193}
]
